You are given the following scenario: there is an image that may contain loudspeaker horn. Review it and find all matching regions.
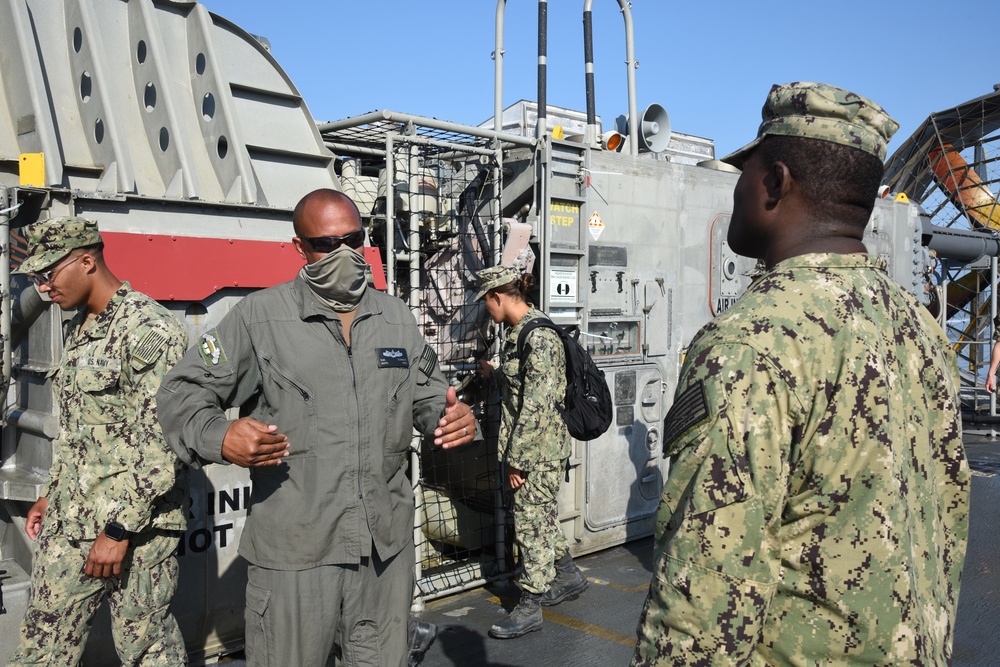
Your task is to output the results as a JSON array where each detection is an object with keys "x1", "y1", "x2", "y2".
[{"x1": 638, "y1": 103, "x2": 671, "y2": 153}]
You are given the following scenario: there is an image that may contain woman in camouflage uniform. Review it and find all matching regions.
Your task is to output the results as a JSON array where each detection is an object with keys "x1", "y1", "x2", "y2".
[{"x1": 475, "y1": 265, "x2": 588, "y2": 639}]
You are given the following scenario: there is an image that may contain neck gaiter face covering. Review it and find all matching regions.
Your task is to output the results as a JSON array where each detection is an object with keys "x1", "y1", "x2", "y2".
[{"x1": 299, "y1": 245, "x2": 368, "y2": 312}]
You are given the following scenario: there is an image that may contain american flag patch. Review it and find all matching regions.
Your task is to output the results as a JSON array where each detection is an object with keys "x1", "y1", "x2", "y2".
[
  {"x1": 418, "y1": 344, "x2": 437, "y2": 377},
  {"x1": 662, "y1": 381, "x2": 709, "y2": 456},
  {"x1": 133, "y1": 329, "x2": 168, "y2": 367}
]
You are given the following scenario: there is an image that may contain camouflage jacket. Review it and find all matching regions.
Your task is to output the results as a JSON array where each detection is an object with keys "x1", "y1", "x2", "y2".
[
  {"x1": 498, "y1": 307, "x2": 569, "y2": 470},
  {"x1": 44, "y1": 283, "x2": 188, "y2": 539},
  {"x1": 633, "y1": 253, "x2": 970, "y2": 666}
]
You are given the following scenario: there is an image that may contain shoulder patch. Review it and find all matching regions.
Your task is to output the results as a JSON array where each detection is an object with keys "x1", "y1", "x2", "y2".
[
  {"x1": 198, "y1": 330, "x2": 228, "y2": 367},
  {"x1": 418, "y1": 344, "x2": 437, "y2": 377},
  {"x1": 662, "y1": 381, "x2": 710, "y2": 456},
  {"x1": 131, "y1": 329, "x2": 169, "y2": 369}
]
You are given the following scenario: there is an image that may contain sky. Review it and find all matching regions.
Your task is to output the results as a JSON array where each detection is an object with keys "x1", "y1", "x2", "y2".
[{"x1": 200, "y1": 1, "x2": 1000, "y2": 160}]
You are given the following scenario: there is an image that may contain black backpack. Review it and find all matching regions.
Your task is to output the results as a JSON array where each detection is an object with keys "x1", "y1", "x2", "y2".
[{"x1": 516, "y1": 317, "x2": 614, "y2": 441}]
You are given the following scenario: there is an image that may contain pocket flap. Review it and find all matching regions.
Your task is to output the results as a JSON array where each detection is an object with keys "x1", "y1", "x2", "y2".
[
  {"x1": 245, "y1": 582, "x2": 270, "y2": 617},
  {"x1": 76, "y1": 367, "x2": 120, "y2": 393}
]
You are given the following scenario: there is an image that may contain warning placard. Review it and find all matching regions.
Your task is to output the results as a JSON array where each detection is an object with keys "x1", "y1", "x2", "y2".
[
  {"x1": 550, "y1": 268, "x2": 577, "y2": 304},
  {"x1": 588, "y1": 211, "x2": 605, "y2": 241}
]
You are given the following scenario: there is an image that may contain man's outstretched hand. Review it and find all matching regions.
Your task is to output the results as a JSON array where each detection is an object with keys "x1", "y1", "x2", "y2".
[{"x1": 434, "y1": 386, "x2": 476, "y2": 448}]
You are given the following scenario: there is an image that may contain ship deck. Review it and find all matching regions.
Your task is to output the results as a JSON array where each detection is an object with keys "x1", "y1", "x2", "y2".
[
  {"x1": 412, "y1": 437, "x2": 1000, "y2": 667},
  {"x1": 223, "y1": 437, "x2": 1000, "y2": 667}
]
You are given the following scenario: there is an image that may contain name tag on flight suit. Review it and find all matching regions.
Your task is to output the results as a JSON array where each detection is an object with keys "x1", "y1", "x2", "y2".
[{"x1": 376, "y1": 348, "x2": 409, "y2": 368}]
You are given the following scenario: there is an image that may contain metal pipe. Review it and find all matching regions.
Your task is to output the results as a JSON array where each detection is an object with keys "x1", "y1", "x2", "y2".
[
  {"x1": 940, "y1": 266, "x2": 949, "y2": 331},
  {"x1": 619, "y1": 0, "x2": 639, "y2": 156},
  {"x1": 494, "y1": 0, "x2": 506, "y2": 134},
  {"x1": 408, "y1": 144, "x2": 421, "y2": 312},
  {"x1": 385, "y1": 133, "x2": 498, "y2": 158},
  {"x1": 323, "y1": 142, "x2": 387, "y2": 158},
  {"x1": 582, "y1": 0, "x2": 639, "y2": 155},
  {"x1": 1, "y1": 186, "x2": 12, "y2": 394},
  {"x1": 923, "y1": 219, "x2": 1000, "y2": 263},
  {"x1": 319, "y1": 110, "x2": 535, "y2": 148},
  {"x1": 10, "y1": 284, "x2": 48, "y2": 349},
  {"x1": 492, "y1": 143, "x2": 503, "y2": 263},
  {"x1": 963, "y1": 412, "x2": 1000, "y2": 424},
  {"x1": 536, "y1": 0, "x2": 548, "y2": 141},
  {"x1": 992, "y1": 255, "x2": 997, "y2": 417},
  {"x1": 5, "y1": 407, "x2": 60, "y2": 439},
  {"x1": 385, "y1": 135, "x2": 396, "y2": 296},
  {"x1": 340, "y1": 158, "x2": 359, "y2": 204},
  {"x1": 411, "y1": 444, "x2": 425, "y2": 612},
  {"x1": 418, "y1": 569, "x2": 509, "y2": 604},
  {"x1": 583, "y1": 5, "x2": 597, "y2": 145}
]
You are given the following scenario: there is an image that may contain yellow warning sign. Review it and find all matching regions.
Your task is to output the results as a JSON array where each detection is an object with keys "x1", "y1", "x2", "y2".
[{"x1": 588, "y1": 211, "x2": 605, "y2": 241}]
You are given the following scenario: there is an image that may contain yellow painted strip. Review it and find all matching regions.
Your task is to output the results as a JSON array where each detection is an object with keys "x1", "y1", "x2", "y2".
[
  {"x1": 486, "y1": 594, "x2": 638, "y2": 648},
  {"x1": 610, "y1": 581, "x2": 651, "y2": 594},
  {"x1": 587, "y1": 577, "x2": 650, "y2": 594}
]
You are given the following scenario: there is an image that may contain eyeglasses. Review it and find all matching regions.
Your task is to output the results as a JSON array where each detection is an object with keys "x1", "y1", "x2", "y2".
[
  {"x1": 299, "y1": 230, "x2": 365, "y2": 253},
  {"x1": 29, "y1": 254, "x2": 82, "y2": 287}
]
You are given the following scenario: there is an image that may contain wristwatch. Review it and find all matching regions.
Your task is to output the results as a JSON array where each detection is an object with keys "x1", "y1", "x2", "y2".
[{"x1": 104, "y1": 521, "x2": 129, "y2": 542}]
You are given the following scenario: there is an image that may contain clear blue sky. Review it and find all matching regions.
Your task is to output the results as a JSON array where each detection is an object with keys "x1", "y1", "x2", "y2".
[{"x1": 201, "y1": 1, "x2": 1000, "y2": 160}]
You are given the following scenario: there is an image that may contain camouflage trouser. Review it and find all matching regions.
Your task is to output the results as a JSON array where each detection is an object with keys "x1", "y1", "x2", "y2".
[
  {"x1": 512, "y1": 461, "x2": 569, "y2": 595},
  {"x1": 8, "y1": 528, "x2": 187, "y2": 666}
]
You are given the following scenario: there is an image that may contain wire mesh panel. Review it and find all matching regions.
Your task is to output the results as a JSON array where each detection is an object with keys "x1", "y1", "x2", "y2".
[{"x1": 323, "y1": 119, "x2": 511, "y2": 601}]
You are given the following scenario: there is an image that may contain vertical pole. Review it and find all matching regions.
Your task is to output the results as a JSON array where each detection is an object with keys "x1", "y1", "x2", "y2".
[
  {"x1": 939, "y1": 264, "x2": 949, "y2": 346},
  {"x1": 411, "y1": 444, "x2": 425, "y2": 612},
  {"x1": 491, "y1": 144, "x2": 507, "y2": 577},
  {"x1": 0, "y1": 187, "x2": 11, "y2": 394},
  {"x1": 991, "y1": 256, "x2": 997, "y2": 418},
  {"x1": 536, "y1": 0, "x2": 548, "y2": 140},
  {"x1": 408, "y1": 144, "x2": 421, "y2": 312},
  {"x1": 583, "y1": 4, "x2": 597, "y2": 146},
  {"x1": 494, "y1": 0, "x2": 506, "y2": 134},
  {"x1": 617, "y1": 0, "x2": 639, "y2": 156},
  {"x1": 385, "y1": 136, "x2": 395, "y2": 297}
]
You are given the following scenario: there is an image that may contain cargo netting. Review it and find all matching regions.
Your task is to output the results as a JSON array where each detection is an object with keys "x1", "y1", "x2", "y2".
[{"x1": 322, "y1": 117, "x2": 515, "y2": 601}]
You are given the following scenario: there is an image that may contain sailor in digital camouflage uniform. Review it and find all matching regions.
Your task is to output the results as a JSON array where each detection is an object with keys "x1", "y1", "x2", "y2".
[
  {"x1": 632, "y1": 82, "x2": 970, "y2": 665},
  {"x1": 9, "y1": 217, "x2": 189, "y2": 665},
  {"x1": 475, "y1": 265, "x2": 587, "y2": 639}
]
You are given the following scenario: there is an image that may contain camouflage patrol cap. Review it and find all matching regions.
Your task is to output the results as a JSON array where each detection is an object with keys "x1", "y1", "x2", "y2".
[
  {"x1": 720, "y1": 82, "x2": 899, "y2": 169},
  {"x1": 14, "y1": 217, "x2": 103, "y2": 274},
  {"x1": 474, "y1": 265, "x2": 520, "y2": 300}
]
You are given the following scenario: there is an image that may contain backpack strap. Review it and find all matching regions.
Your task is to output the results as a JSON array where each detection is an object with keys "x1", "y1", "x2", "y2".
[
  {"x1": 514, "y1": 317, "x2": 561, "y2": 411},
  {"x1": 516, "y1": 317, "x2": 558, "y2": 360}
]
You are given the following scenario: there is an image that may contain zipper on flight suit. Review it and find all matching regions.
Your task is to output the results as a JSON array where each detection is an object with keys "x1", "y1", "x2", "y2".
[
  {"x1": 347, "y1": 344, "x2": 363, "y2": 501},
  {"x1": 330, "y1": 311, "x2": 372, "y2": 546},
  {"x1": 344, "y1": 314, "x2": 366, "y2": 510}
]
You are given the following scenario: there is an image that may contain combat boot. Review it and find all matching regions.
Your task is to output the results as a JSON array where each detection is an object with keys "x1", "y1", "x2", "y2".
[
  {"x1": 539, "y1": 553, "x2": 588, "y2": 606},
  {"x1": 407, "y1": 619, "x2": 438, "y2": 667},
  {"x1": 488, "y1": 592, "x2": 543, "y2": 639}
]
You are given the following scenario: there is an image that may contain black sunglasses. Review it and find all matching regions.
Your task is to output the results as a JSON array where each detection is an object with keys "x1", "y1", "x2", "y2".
[{"x1": 299, "y1": 230, "x2": 365, "y2": 253}]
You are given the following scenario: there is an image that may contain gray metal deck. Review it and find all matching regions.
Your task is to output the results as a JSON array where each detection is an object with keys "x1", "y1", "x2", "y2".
[
  {"x1": 219, "y1": 438, "x2": 1000, "y2": 667},
  {"x1": 410, "y1": 439, "x2": 1000, "y2": 667}
]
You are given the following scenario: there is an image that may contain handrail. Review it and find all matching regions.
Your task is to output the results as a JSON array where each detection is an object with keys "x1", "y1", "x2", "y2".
[{"x1": 583, "y1": 0, "x2": 639, "y2": 155}]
